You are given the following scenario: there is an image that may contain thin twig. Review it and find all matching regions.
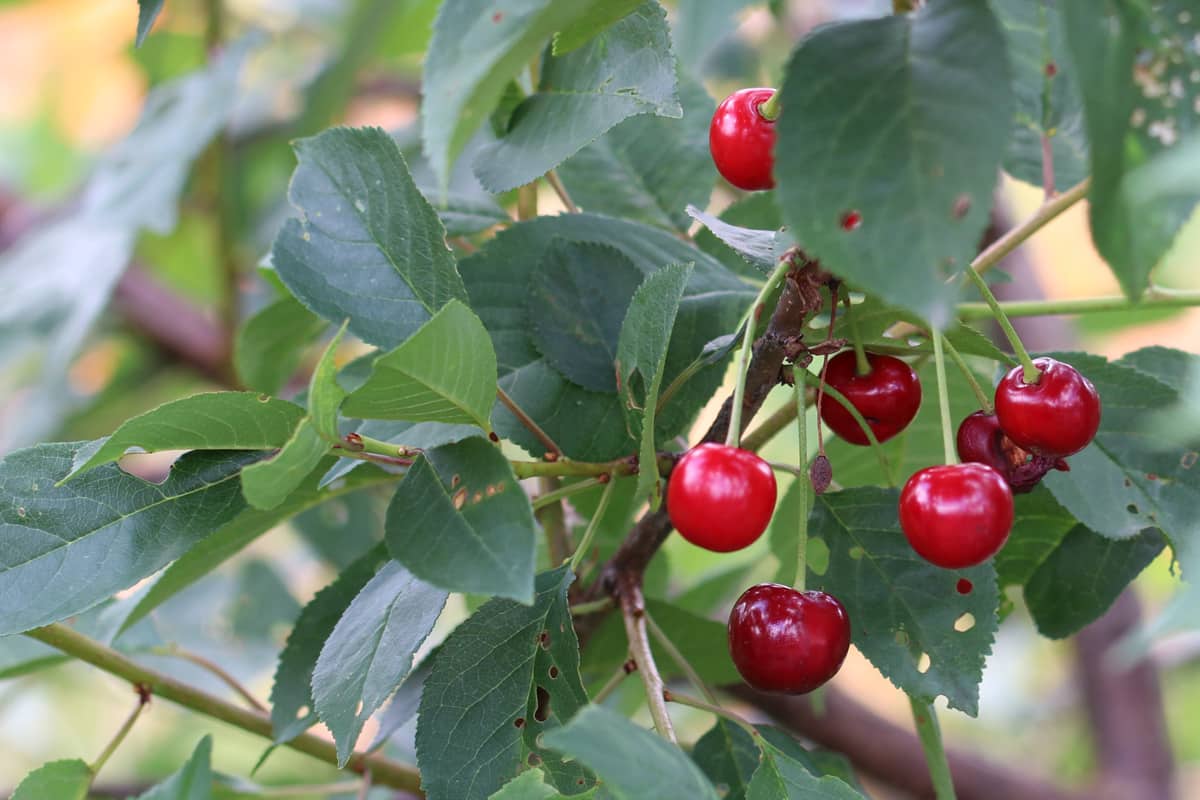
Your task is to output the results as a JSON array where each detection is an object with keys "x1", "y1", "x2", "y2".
[
  {"x1": 497, "y1": 387, "x2": 563, "y2": 457},
  {"x1": 644, "y1": 610, "x2": 717, "y2": 704},
  {"x1": 536, "y1": 477, "x2": 572, "y2": 566},
  {"x1": 545, "y1": 170, "x2": 579, "y2": 213},
  {"x1": 91, "y1": 685, "x2": 151, "y2": 776},
  {"x1": 151, "y1": 644, "x2": 267, "y2": 712},
  {"x1": 618, "y1": 578, "x2": 676, "y2": 742}
]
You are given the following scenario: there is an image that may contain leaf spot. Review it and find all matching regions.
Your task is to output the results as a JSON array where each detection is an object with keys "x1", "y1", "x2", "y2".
[
  {"x1": 528, "y1": 752, "x2": 542, "y2": 766},
  {"x1": 952, "y1": 194, "x2": 971, "y2": 219},
  {"x1": 549, "y1": 665, "x2": 559, "y2": 679},
  {"x1": 514, "y1": 717, "x2": 525, "y2": 728},
  {"x1": 1181, "y1": 451, "x2": 1197, "y2": 469},
  {"x1": 848, "y1": 545, "x2": 865, "y2": 560},
  {"x1": 453, "y1": 488, "x2": 467, "y2": 510},
  {"x1": 16, "y1": 507, "x2": 26, "y2": 518},
  {"x1": 956, "y1": 578, "x2": 973, "y2": 595},
  {"x1": 839, "y1": 210, "x2": 862, "y2": 231}
]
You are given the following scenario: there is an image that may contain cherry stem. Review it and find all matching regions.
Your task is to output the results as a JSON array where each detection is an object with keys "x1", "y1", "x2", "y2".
[
  {"x1": 818, "y1": 382, "x2": 896, "y2": 487},
  {"x1": 843, "y1": 291, "x2": 871, "y2": 377},
  {"x1": 591, "y1": 663, "x2": 631, "y2": 704},
  {"x1": 510, "y1": 456, "x2": 638, "y2": 479},
  {"x1": 971, "y1": 177, "x2": 1090, "y2": 278},
  {"x1": 726, "y1": 260, "x2": 792, "y2": 448},
  {"x1": 568, "y1": 477, "x2": 617, "y2": 573},
  {"x1": 794, "y1": 371, "x2": 810, "y2": 592},
  {"x1": 664, "y1": 691, "x2": 761, "y2": 741},
  {"x1": 533, "y1": 475, "x2": 608, "y2": 510},
  {"x1": 569, "y1": 597, "x2": 615, "y2": 616},
  {"x1": 956, "y1": 286, "x2": 1200, "y2": 319},
  {"x1": 619, "y1": 581, "x2": 677, "y2": 742},
  {"x1": 758, "y1": 90, "x2": 781, "y2": 121},
  {"x1": 939, "y1": 336, "x2": 993, "y2": 414},
  {"x1": 815, "y1": 354, "x2": 831, "y2": 459},
  {"x1": 931, "y1": 332, "x2": 958, "y2": 466},
  {"x1": 149, "y1": 643, "x2": 266, "y2": 712},
  {"x1": 1041, "y1": 133, "x2": 1056, "y2": 200},
  {"x1": 909, "y1": 695, "x2": 958, "y2": 800},
  {"x1": 644, "y1": 609, "x2": 718, "y2": 704},
  {"x1": 90, "y1": 687, "x2": 150, "y2": 777},
  {"x1": 964, "y1": 267, "x2": 1040, "y2": 384},
  {"x1": 497, "y1": 386, "x2": 563, "y2": 456}
]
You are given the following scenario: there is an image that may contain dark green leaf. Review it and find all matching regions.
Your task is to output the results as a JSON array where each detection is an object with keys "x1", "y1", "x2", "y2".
[
  {"x1": 10, "y1": 759, "x2": 91, "y2": 800},
  {"x1": 417, "y1": 567, "x2": 594, "y2": 800},
  {"x1": 386, "y1": 438, "x2": 535, "y2": 602},
  {"x1": 488, "y1": 769, "x2": 572, "y2": 800},
  {"x1": 775, "y1": 0, "x2": 1012, "y2": 327},
  {"x1": 234, "y1": 296, "x2": 327, "y2": 395},
  {"x1": 135, "y1": 736, "x2": 212, "y2": 800},
  {"x1": 65, "y1": 393, "x2": 305, "y2": 480},
  {"x1": 746, "y1": 741, "x2": 865, "y2": 800},
  {"x1": 692, "y1": 721, "x2": 760, "y2": 800},
  {"x1": 993, "y1": 487, "x2": 1078, "y2": 588},
  {"x1": 0, "y1": 445, "x2": 253, "y2": 636},
  {"x1": 673, "y1": 0, "x2": 757, "y2": 74},
  {"x1": 808, "y1": 488, "x2": 999, "y2": 716},
  {"x1": 293, "y1": 488, "x2": 385, "y2": 570},
  {"x1": 687, "y1": 205, "x2": 779, "y2": 276},
  {"x1": 229, "y1": 559, "x2": 300, "y2": 642},
  {"x1": 308, "y1": 322, "x2": 349, "y2": 441},
  {"x1": 368, "y1": 653, "x2": 435, "y2": 751},
  {"x1": 136, "y1": 0, "x2": 166, "y2": 46},
  {"x1": 272, "y1": 127, "x2": 469, "y2": 350},
  {"x1": 240, "y1": 418, "x2": 329, "y2": 510},
  {"x1": 314, "y1": 561, "x2": 448, "y2": 764},
  {"x1": 343, "y1": 299, "x2": 496, "y2": 432}
]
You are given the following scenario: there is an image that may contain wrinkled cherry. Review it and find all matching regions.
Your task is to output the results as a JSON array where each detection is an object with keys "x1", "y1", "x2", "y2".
[
  {"x1": 899, "y1": 463, "x2": 1014, "y2": 569},
  {"x1": 709, "y1": 88, "x2": 777, "y2": 191},
  {"x1": 956, "y1": 410, "x2": 1068, "y2": 493},
  {"x1": 728, "y1": 583, "x2": 851, "y2": 694},
  {"x1": 667, "y1": 443, "x2": 777, "y2": 552},
  {"x1": 994, "y1": 357, "x2": 1100, "y2": 457},
  {"x1": 820, "y1": 351, "x2": 922, "y2": 446}
]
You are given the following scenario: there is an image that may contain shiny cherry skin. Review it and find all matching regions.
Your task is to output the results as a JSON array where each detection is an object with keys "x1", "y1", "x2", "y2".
[
  {"x1": 667, "y1": 443, "x2": 777, "y2": 552},
  {"x1": 900, "y1": 463, "x2": 1014, "y2": 568},
  {"x1": 709, "y1": 88, "x2": 777, "y2": 191},
  {"x1": 728, "y1": 583, "x2": 851, "y2": 694},
  {"x1": 994, "y1": 357, "x2": 1101, "y2": 457},
  {"x1": 956, "y1": 410, "x2": 1069, "y2": 494},
  {"x1": 820, "y1": 351, "x2": 922, "y2": 446}
]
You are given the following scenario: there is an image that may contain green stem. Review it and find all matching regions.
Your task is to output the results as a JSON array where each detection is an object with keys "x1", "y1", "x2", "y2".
[
  {"x1": 497, "y1": 387, "x2": 562, "y2": 457},
  {"x1": 939, "y1": 336, "x2": 992, "y2": 414},
  {"x1": 510, "y1": 457, "x2": 636, "y2": 480},
  {"x1": 149, "y1": 644, "x2": 266, "y2": 712},
  {"x1": 726, "y1": 260, "x2": 792, "y2": 447},
  {"x1": 964, "y1": 267, "x2": 1039, "y2": 383},
  {"x1": 758, "y1": 90, "x2": 781, "y2": 121},
  {"x1": 568, "y1": 478, "x2": 616, "y2": 572},
  {"x1": 24, "y1": 624, "x2": 423, "y2": 794},
  {"x1": 971, "y1": 177, "x2": 1090, "y2": 277},
  {"x1": 794, "y1": 373, "x2": 809, "y2": 591},
  {"x1": 909, "y1": 696, "x2": 957, "y2": 800},
  {"x1": 619, "y1": 584, "x2": 676, "y2": 743},
  {"x1": 956, "y1": 287, "x2": 1200, "y2": 319},
  {"x1": 644, "y1": 610, "x2": 717, "y2": 704},
  {"x1": 544, "y1": 170, "x2": 579, "y2": 213},
  {"x1": 90, "y1": 690, "x2": 149, "y2": 776},
  {"x1": 931, "y1": 333, "x2": 957, "y2": 465},
  {"x1": 591, "y1": 663, "x2": 630, "y2": 704},
  {"x1": 346, "y1": 435, "x2": 421, "y2": 460},
  {"x1": 569, "y1": 597, "x2": 615, "y2": 616},
  {"x1": 664, "y1": 691, "x2": 761, "y2": 740},
  {"x1": 532, "y1": 476, "x2": 607, "y2": 510},
  {"x1": 536, "y1": 476, "x2": 571, "y2": 566},
  {"x1": 656, "y1": 357, "x2": 707, "y2": 414},
  {"x1": 818, "y1": 383, "x2": 895, "y2": 487},
  {"x1": 843, "y1": 293, "x2": 871, "y2": 376}
]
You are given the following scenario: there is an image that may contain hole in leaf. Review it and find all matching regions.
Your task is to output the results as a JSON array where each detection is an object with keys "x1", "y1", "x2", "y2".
[
  {"x1": 1124, "y1": 477, "x2": 1133, "y2": 487},
  {"x1": 451, "y1": 474, "x2": 461, "y2": 488},
  {"x1": 716, "y1": 783, "x2": 731, "y2": 797},
  {"x1": 549, "y1": 666, "x2": 560, "y2": 679},
  {"x1": 453, "y1": 488, "x2": 467, "y2": 510},
  {"x1": 917, "y1": 652, "x2": 931, "y2": 674},
  {"x1": 296, "y1": 705, "x2": 310, "y2": 720},
  {"x1": 534, "y1": 686, "x2": 551, "y2": 722},
  {"x1": 956, "y1": 578, "x2": 973, "y2": 595},
  {"x1": 1126, "y1": 503, "x2": 1139, "y2": 514},
  {"x1": 514, "y1": 717, "x2": 525, "y2": 728},
  {"x1": 954, "y1": 613, "x2": 976, "y2": 632},
  {"x1": 528, "y1": 753, "x2": 542, "y2": 766},
  {"x1": 538, "y1": 630, "x2": 551, "y2": 649},
  {"x1": 355, "y1": 699, "x2": 364, "y2": 717},
  {"x1": 1181, "y1": 451, "x2": 1197, "y2": 469}
]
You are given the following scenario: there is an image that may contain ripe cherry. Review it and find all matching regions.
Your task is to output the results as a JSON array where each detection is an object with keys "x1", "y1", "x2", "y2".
[
  {"x1": 994, "y1": 357, "x2": 1100, "y2": 458},
  {"x1": 709, "y1": 88, "x2": 777, "y2": 191},
  {"x1": 899, "y1": 463, "x2": 1014, "y2": 569},
  {"x1": 820, "y1": 351, "x2": 922, "y2": 446},
  {"x1": 956, "y1": 410, "x2": 1068, "y2": 494},
  {"x1": 667, "y1": 443, "x2": 777, "y2": 552},
  {"x1": 728, "y1": 583, "x2": 851, "y2": 694}
]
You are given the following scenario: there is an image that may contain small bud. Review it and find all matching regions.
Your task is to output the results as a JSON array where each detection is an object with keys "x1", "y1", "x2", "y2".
[{"x1": 810, "y1": 454, "x2": 833, "y2": 494}]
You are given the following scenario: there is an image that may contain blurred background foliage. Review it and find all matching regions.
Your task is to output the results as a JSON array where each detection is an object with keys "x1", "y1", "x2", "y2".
[{"x1": 0, "y1": 0, "x2": 1197, "y2": 797}]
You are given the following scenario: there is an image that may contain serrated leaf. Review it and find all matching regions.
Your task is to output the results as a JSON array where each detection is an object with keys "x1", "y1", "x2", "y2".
[
  {"x1": 1062, "y1": 1, "x2": 1200, "y2": 298},
  {"x1": 775, "y1": 0, "x2": 1012, "y2": 328},
  {"x1": 746, "y1": 741, "x2": 866, "y2": 800},
  {"x1": 694, "y1": 193, "x2": 783, "y2": 280},
  {"x1": 10, "y1": 759, "x2": 91, "y2": 800},
  {"x1": 553, "y1": 0, "x2": 644, "y2": 53},
  {"x1": 272, "y1": 127, "x2": 469, "y2": 350},
  {"x1": 313, "y1": 561, "x2": 447, "y2": 764},
  {"x1": 64, "y1": 393, "x2": 305, "y2": 480},
  {"x1": 401, "y1": 128, "x2": 512, "y2": 237},
  {"x1": 489, "y1": 768, "x2": 578, "y2": 800},
  {"x1": 616, "y1": 262, "x2": 693, "y2": 503},
  {"x1": 692, "y1": 721, "x2": 760, "y2": 800},
  {"x1": 686, "y1": 205, "x2": 779, "y2": 276},
  {"x1": 417, "y1": 567, "x2": 593, "y2": 800},
  {"x1": 368, "y1": 653, "x2": 435, "y2": 750},
  {"x1": 308, "y1": 322, "x2": 349, "y2": 441},
  {"x1": 475, "y1": 2, "x2": 680, "y2": 193},
  {"x1": 135, "y1": 736, "x2": 212, "y2": 800},
  {"x1": 807, "y1": 487, "x2": 999, "y2": 715},
  {"x1": 993, "y1": 0, "x2": 1089, "y2": 188},
  {"x1": 386, "y1": 438, "x2": 535, "y2": 602},
  {"x1": 542, "y1": 704, "x2": 719, "y2": 800},
  {"x1": 559, "y1": 71, "x2": 715, "y2": 232},
  {"x1": 993, "y1": 487, "x2": 1078, "y2": 588},
  {"x1": 240, "y1": 418, "x2": 329, "y2": 510},
  {"x1": 271, "y1": 546, "x2": 390, "y2": 743},
  {"x1": 0, "y1": 445, "x2": 253, "y2": 636},
  {"x1": 234, "y1": 295, "x2": 328, "y2": 395},
  {"x1": 343, "y1": 299, "x2": 496, "y2": 432}
]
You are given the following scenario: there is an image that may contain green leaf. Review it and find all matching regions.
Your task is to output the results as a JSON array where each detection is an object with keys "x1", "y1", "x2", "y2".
[
  {"x1": 775, "y1": 0, "x2": 1012, "y2": 328},
  {"x1": 694, "y1": 193, "x2": 783, "y2": 280},
  {"x1": 692, "y1": 721, "x2": 760, "y2": 800},
  {"x1": 1062, "y1": 1, "x2": 1200, "y2": 298},
  {"x1": 993, "y1": 487, "x2": 1079, "y2": 588},
  {"x1": 229, "y1": 559, "x2": 300, "y2": 642},
  {"x1": 64, "y1": 393, "x2": 305, "y2": 480},
  {"x1": 542, "y1": 704, "x2": 719, "y2": 800},
  {"x1": 475, "y1": 1, "x2": 681, "y2": 193},
  {"x1": 234, "y1": 295, "x2": 328, "y2": 395},
  {"x1": 553, "y1": 0, "x2": 644, "y2": 53},
  {"x1": 10, "y1": 759, "x2": 91, "y2": 800},
  {"x1": 528, "y1": 241, "x2": 645, "y2": 393},
  {"x1": 239, "y1": 418, "x2": 330, "y2": 510},
  {"x1": 270, "y1": 546, "x2": 390, "y2": 743},
  {"x1": 993, "y1": 0, "x2": 1088, "y2": 188},
  {"x1": 616, "y1": 262, "x2": 693, "y2": 503},
  {"x1": 673, "y1": 0, "x2": 757, "y2": 74},
  {"x1": 135, "y1": 736, "x2": 212, "y2": 800},
  {"x1": 557, "y1": 71, "x2": 715, "y2": 233},
  {"x1": 417, "y1": 567, "x2": 594, "y2": 800},
  {"x1": 746, "y1": 741, "x2": 866, "y2": 800},
  {"x1": 461, "y1": 213, "x2": 752, "y2": 460},
  {"x1": 308, "y1": 322, "x2": 349, "y2": 441},
  {"x1": 687, "y1": 205, "x2": 779, "y2": 276},
  {"x1": 313, "y1": 561, "x2": 448, "y2": 765},
  {"x1": 489, "y1": 769, "x2": 583, "y2": 800},
  {"x1": 808, "y1": 487, "x2": 999, "y2": 716},
  {"x1": 400, "y1": 128, "x2": 512, "y2": 237},
  {"x1": 136, "y1": 0, "x2": 166, "y2": 46},
  {"x1": 272, "y1": 127, "x2": 469, "y2": 350},
  {"x1": 386, "y1": 438, "x2": 536, "y2": 602},
  {"x1": 0, "y1": 444, "x2": 253, "y2": 637},
  {"x1": 343, "y1": 299, "x2": 496, "y2": 432}
]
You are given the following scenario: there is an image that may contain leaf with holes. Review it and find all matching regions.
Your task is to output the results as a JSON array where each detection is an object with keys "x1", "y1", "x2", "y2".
[
  {"x1": 343, "y1": 299, "x2": 496, "y2": 432},
  {"x1": 313, "y1": 561, "x2": 447, "y2": 765},
  {"x1": 416, "y1": 566, "x2": 594, "y2": 800},
  {"x1": 135, "y1": 736, "x2": 212, "y2": 800},
  {"x1": 240, "y1": 418, "x2": 330, "y2": 511},
  {"x1": 489, "y1": 768, "x2": 596, "y2": 800},
  {"x1": 307, "y1": 322, "x2": 349, "y2": 441},
  {"x1": 385, "y1": 437, "x2": 535, "y2": 602},
  {"x1": 272, "y1": 127, "x2": 468, "y2": 349},
  {"x1": 775, "y1": 0, "x2": 1012, "y2": 328},
  {"x1": 235, "y1": 296, "x2": 328, "y2": 395},
  {"x1": 10, "y1": 760, "x2": 91, "y2": 800},
  {"x1": 807, "y1": 487, "x2": 999, "y2": 715}
]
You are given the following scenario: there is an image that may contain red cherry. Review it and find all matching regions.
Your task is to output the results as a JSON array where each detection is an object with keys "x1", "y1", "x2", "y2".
[
  {"x1": 994, "y1": 357, "x2": 1100, "y2": 457},
  {"x1": 709, "y1": 88, "x2": 777, "y2": 191},
  {"x1": 956, "y1": 410, "x2": 1069, "y2": 494},
  {"x1": 900, "y1": 463, "x2": 1013, "y2": 568},
  {"x1": 820, "y1": 351, "x2": 922, "y2": 446},
  {"x1": 666, "y1": 443, "x2": 777, "y2": 552},
  {"x1": 728, "y1": 583, "x2": 851, "y2": 694}
]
